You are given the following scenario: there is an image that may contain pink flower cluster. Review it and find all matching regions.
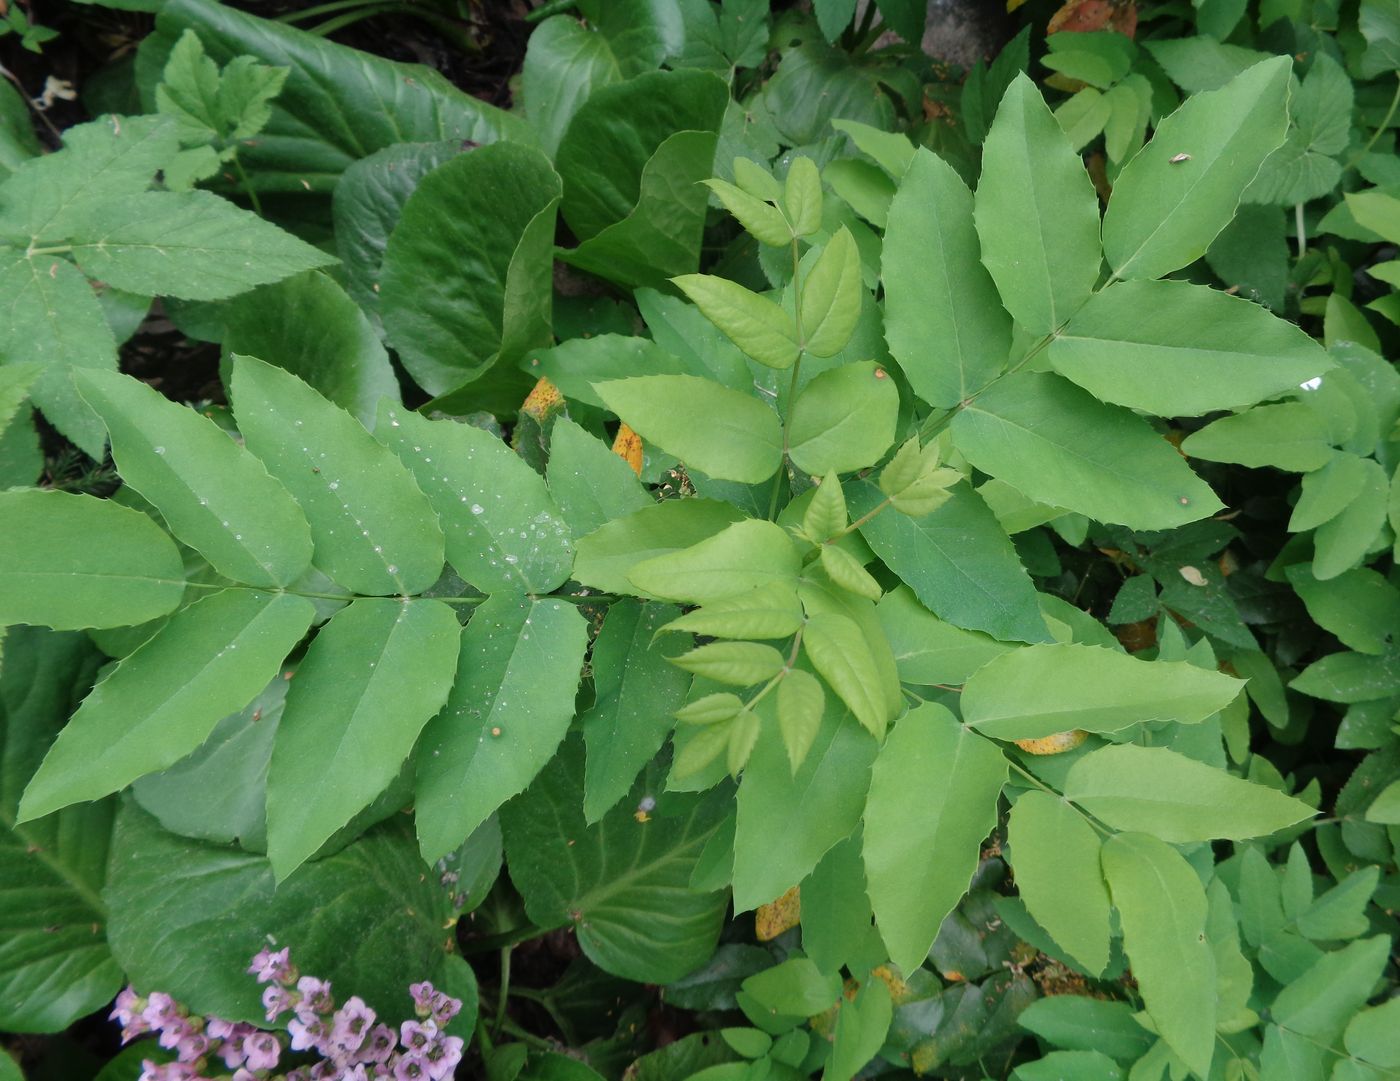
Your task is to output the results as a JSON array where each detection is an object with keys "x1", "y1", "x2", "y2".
[{"x1": 110, "y1": 947, "x2": 465, "y2": 1081}]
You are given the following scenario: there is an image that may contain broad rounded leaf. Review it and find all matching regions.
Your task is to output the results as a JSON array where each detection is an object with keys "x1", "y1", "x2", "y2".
[
  {"x1": 863, "y1": 703, "x2": 1008, "y2": 973},
  {"x1": 1065, "y1": 744, "x2": 1315, "y2": 842},
  {"x1": 231, "y1": 354, "x2": 445, "y2": 597},
  {"x1": 0, "y1": 490, "x2": 185, "y2": 631},
  {"x1": 1103, "y1": 57, "x2": 1291, "y2": 281},
  {"x1": 18, "y1": 589, "x2": 315, "y2": 822},
  {"x1": 1050, "y1": 280, "x2": 1332, "y2": 417},
  {"x1": 521, "y1": 14, "x2": 621, "y2": 158},
  {"x1": 266, "y1": 599, "x2": 461, "y2": 881},
  {"x1": 597, "y1": 375, "x2": 782, "y2": 484},
  {"x1": 76, "y1": 369, "x2": 313, "y2": 588},
  {"x1": 974, "y1": 73, "x2": 1102, "y2": 334},
  {"x1": 787, "y1": 362, "x2": 898, "y2": 476},
  {"x1": 963, "y1": 643, "x2": 1243, "y2": 740}
]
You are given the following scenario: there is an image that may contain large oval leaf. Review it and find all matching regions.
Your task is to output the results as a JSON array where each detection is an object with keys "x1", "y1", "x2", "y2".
[
  {"x1": 17, "y1": 589, "x2": 315, "y2": 823},
  {"x1": 863, "y1": 704, "x2": 1008, "y2": 973},
  {"x1": 76, "y1": 369, "x2": 313, "y2": 588},
  {"x1": 0, "y1": 490, "x2": 185, "y2": 630},
  {"x1": 231, "y1": 354, "x2": 445, "y2": 596},
  {"x1": 266, "y1": 599, "x2": 460, "y2": 881},
  {"x1": 950, "y1": 372, "x2": 1223, "y2": 530},
  {"x1": 415, "y1": 595, "x2": 588, "y2": 863},
  {"x1": 1049, "y1": 279, "x2": 1332, "y2": 417}
]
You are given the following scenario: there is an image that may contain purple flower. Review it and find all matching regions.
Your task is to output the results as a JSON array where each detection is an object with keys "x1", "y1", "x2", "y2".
[
  {"x1": 358, "y1": 1023, "x2": 397, "y2": 1064},
  {"x1": 112, "y1": 987, "x2": 150, "y2": 1042},
  {"x1": 409, "y1": 981, "x2": 435, "y2": 1017},
  {"x1": 175, "y1": 1029, "x2": 210, "y2": 1063},
  {"x1": 296, "y1": 975, "x2": 335, "y2": 1020},
  {"x1": 137, "y1": 1063, "x2": 200, "y2": 1081},
  {"x1": 244, "y1": 1030, "x2": 281, "y2": 1071},
  {"x1": 423, "y1": 1034, "x2": 465, "y2": 1080},
  {"x1": 155, "y1": 1015, "x2": 191, "y2": 1050},
  {"x1": 288, "y1": 1015, "x2": 332, "y2": 1054},
  {"x1": 214, "y1": 1022, "x2": 256, "y2": 1068},
  {"x1": 263, "y1": 983, "x2": 295, "y2": 1022},
  {"x1": 142, "y1": 991, "x2": 182, "y2": 1030},
  {"x1": 309, "y1": 1062, "x2": 340, "y2": 1079},
  {"x1": 428, "y1": 992, "x2": 460, "y2": 1028},
  {"x1": 231, "y1": 1070, "x2": 257, "y2": 1081},
  {"x1": 399, "y1": 1019, "x2": 437, "y2": 1054},
  {"x1": 331, "y1": 995, "x2": 376, "y2": 1054},
  {"x1": 205, "y1": 1018, "x2": 236, "y2": 1040},
  {"x1": 343, "y1": 1067, "x2": 371, "y2": 1081},
  {"x1": 393, "y1": 1055, "x2": 431, "y2": 1081},
  {"x1": 284, "y1": 1070, "x2": 312, "y2": 1081},
  {"x1": 248, "y1": 946, "x2": 295, "y2": 985}
]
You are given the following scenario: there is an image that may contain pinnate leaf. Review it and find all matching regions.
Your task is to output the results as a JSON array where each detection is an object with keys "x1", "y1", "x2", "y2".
[
  {"x1": 799, "y1": 227, "x2": 863, "y2": 357},
  {"x1": 672, "y1": 642, "x2": 787, "y2": 686},
  {"x1": 671, "y1": 277, "x2": 800, "y2": 370},
  {"x1": 777, "y1": 669, "x2": 825, "y2": 773},
  {"x1": 801, "y1": 612, "x2": 889, "y2": 737},
  {"x1": 628, "y1": 518, "x2": 800, "y2": 604},
  {"x1": 659, "y1": 582, "x2": 804, "y2": 640},
  {"x1": 787, "y1": 362, "x2": 898, "y2": 476}
]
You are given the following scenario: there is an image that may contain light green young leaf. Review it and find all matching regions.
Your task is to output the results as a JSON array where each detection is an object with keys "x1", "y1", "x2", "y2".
[
  {"x1": 734, "y1": 157, "x2": 783, "y2": 202},
  {"x1": 376, "y1": 403, "x2": 573, "y2": 595},
  {"x1": 784, "y1": 156, "x2": 823, "y2": 236},
  {"x1": 231, "y1": 355, "x2": 445, "y2": 597},
  {"x1": 582, "y1": 600, "x2": 691, "y2": 822},
  {"x1": 741, "y1": 957, "x2": 841, "y2": 1016},
  {"x1": 628, "y1": 518, "x2": 800, "y2": 605},
  {"x1": 76, "y1": 370, "x2": 313, "y2": 589},
  {"x1": 18, "y1": 589, "x2": 315, "y2": 822},
  {"x1": 826, "y1": 979, "x2": 892, "y2": 1081},
  {"x1": 802, "y1": 473, "x2": 847, "y2": 541},
  {"x1": 676, "y1": 693, "x2": 744, "y2": 726},
  {"x1": 831, "y1": 117, "x2": 915, "y2": 176},
  {"x1": 883, "y1": 147, "x2": 1010, "y2": 409},
  {"x1": 962, "y1": 643, "x2": 1243, "y2": 740},
  {"x1": 1103, "y1": 57, "x2": 1291, "y2": 280},
  {"x1": 0, "y1": 251, "x2": 117, "y2": 457},
  {"x1": 777, "y1": 668, "x2": 825, "y2": 773},
  {"x1": 598, "y1": 374, "x2": 782, "y2": 484},
  {"x1": 802, "y1": 612, "x2": 889, "y2": 737},
  {"x1": 1100, "y1": 832, "x2": 1215, "y2": 1078},
  {"x1": 66, "y1": 191, "x2": 335, "y2": 301},
  {"x1": 501, "y1": 737, "x2": 729, "y2": 983},
  {"x1": 705, "y1": 178, "x2": 792, "y2": 246},
  {"x1": 799, "y1": 228, "x2": 863, "y2": 357},
  {"x1": 799, "y1": 571, "x2": 903, "y2": 727},
  {"x1": 546, "y1": 417, "x2": 652, "y2": 538},
  {"x1": 265, "y1": 599, "x2": 460, "y2": 881},
  {"x1": 0, "y1": 489, "x2": 185, "y2": 630},
  {"x1": 733, "y1": 685, "x2": 877, "y2": 910},
  {"x1": 415, "y1": 595, "x2": 588, "y2": 863},
  {"x1": 974, "y1": 73, "x2": 1101, "y2": 334},
  {"x1": 950, "y1": 373, "x2": 1224, "y2": 530},
  {"x1": 876, "y1": 587, "x2": 1017, "y2": 685},
  {"x1": 787, "y1": 362, "x2": 898, "y2": 476},
  {"x1": 572, "y1": 498, "x2": 746, "y2": 595},
  {"x1": 850, "y1": 480, "x2": 1050, "y2": 644},
  {"x1": 671, "y1": 276, "x2": 800, "y2": 370},
  {"x1": 1050, "y1": 279, "x2": 1332, "y2": 417},
  {"x1": 863, "y1": 703, "x2": 1008, "y2": 972},
  {"x1": 1065, "y1": 744, "x2": 1315, "y2": 841},
  {"x1": 672, "y1": 642, "x2": 786, "y2": 686},
  {"x1": 1181, "y1": 403, "x2": 1333, "y2": 472},
  {"x1": 819, "y1": 544, "x2": 882, "y2": 601},
  {"x1": 1008, "y1": 791, "x2": 1111, "y2": 975},
  {"x1": 659, "y1": 582, "x2": 804, "y2": 640}
]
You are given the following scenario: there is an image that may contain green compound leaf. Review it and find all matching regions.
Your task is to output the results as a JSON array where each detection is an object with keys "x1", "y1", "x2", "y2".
[
  {"x1": 1100, "y1": 832, "x2": 1216, "y2": 1078},
  {"x1": 502, "y1": 737, "x2": 729, "y2": 984},
  {"x1": 65, "y1": 191, "x2": 334, "y2": 301},
  {"x1": 1103, "y1": 57, "x2": 1291, "y2": 281},
  {"x1": 962, "y1": 643, "x2": 1243, "y2": 740},
  {"x1": 76, "y1": 369, "x2": 313, "y2": 589},
  {"x1": 875, "y1": 587, "x2": 1016, "y2": 686},
  {"x1": 266, "y1": 598, "x2": 460, "y2": 881},
  {"x1": 573, "y1": 499, "x2": 745, "y2": 596},
  {"x1": 106, "y1": 802, "x2": 459, "y2": 1024},
  {"x1": 597, "y1": 375, "x2": 782, "y2": 484},
  {"x1": 671, "y1": 275, "x2": 800, "y2": 370},
  {"x1": 1065, "y1": 744, "x2": 1315, "y2": 842},
  {"x1": 863, "y1": 703, "x2": 1008, "y2": 973},
  {"x1": 377, "y1": 403, "x2": 574, "y2": 596},
  {"x1": 1006, "y1": 791, "x2": 1111, "y2": 975},
  {"x1": 18, "y1": 589, "x2": 315, "y2": 823},
  {"x1": 974, "y1": 73, "x2": 1101, "y2": 334},
  {"x1": 628, "y1": 519, "x2": 801, "y2": 605},
  {"x1": 380, "y1": 142, "x2": 561, "y2": 396},
  {"x1": 0, "y1": 489, "x2": 186, "y2": 631},
  {"x1": 777, "y1": 668, "x2": 825, "y2": 773},
  {"x1": 802, "y1": 612, "x2": 889, "y2": 738},
  {"x1": 660, "y1": 582, "x2": 804, "y2": 641},
  {"x1": 732, "y1": 683, "x2": 876, "y2": 911},
  {"x1": 1050, "y1": 279, "x2": 1332, "y2": 417},
  {"x1": 950, "y1": 373, "x2": 1223, "y2": 531},
  {"x1": 883, "y1": 147, "x2": 1010, "y2": 409},
  {"x1": 672, "y1": 642, "x2": 787, "y2": 687},
  {"x1": 799, "y1": 227, "x2": 863, "y2": 357},
  {"x1": 415, "y1": 595, "x2": 588, "y2": 863},
  {"x1": 787, "y1": 362, "x2": 898, "y2": 477},
  {"x1": 784, "y1": 156, "x2": 823, "y2": 236},
  {"x1": 0, "y1": 628, "x2": 120, "y2": 1033},
  {"x1": 705, "y1": 178, "x2": 792, "y2": 247},
  {"x1": 231, "y1": 355, "x2": 445, "y2": 597},
  {"x1": 850, "y1": 480, "x2": 1049, "y2": 644},
  {"x1": 582, "y1": 600, "x2": 692, "y2": 823}
]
